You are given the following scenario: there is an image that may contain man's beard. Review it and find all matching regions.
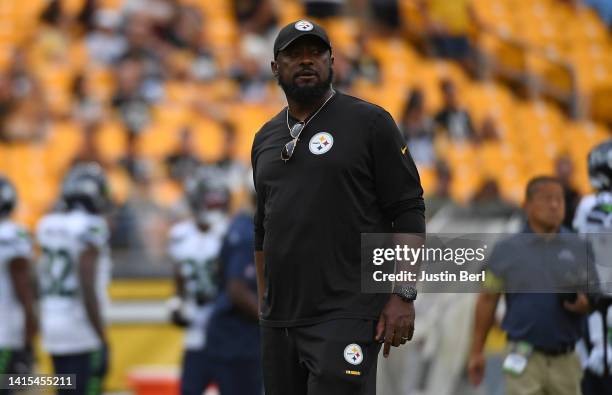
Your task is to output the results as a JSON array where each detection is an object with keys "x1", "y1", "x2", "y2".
[{"x1": 278, "y1": 67, "x2": 334, "y2": 104}]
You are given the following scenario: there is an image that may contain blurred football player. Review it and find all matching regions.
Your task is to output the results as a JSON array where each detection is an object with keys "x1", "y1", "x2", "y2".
[
  {"x1": 574, "y1": 140, "x2": 612, "y2": 394},
  {"x1": 37, "y1": 163, "x2": 112, "y2": 395},
  {"x1": 167, "y1": 167, "x2": 230, "y2": 395},
  {"x1": 203, "y1": 171, "x2": 261, "y2": 395},
  {"x1": 0, "y1": 176, "x2": 37, "y2": 395}
]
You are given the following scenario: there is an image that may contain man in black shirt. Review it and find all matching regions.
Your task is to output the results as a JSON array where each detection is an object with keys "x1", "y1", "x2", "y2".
[{"x1": 251, "y1": 20, "x2": 425, "y2": 394}]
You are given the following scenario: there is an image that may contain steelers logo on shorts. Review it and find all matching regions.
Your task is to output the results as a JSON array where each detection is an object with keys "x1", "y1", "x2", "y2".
[
  {"x1": 344, "y1": 343, "x2": 363, "y2": 365},
  {"x1": 295, "y1": 20, "x2": 314, "y2": 31},
  {"x1": 309, "y1": 132, "x2": 334, "y2": 155}
]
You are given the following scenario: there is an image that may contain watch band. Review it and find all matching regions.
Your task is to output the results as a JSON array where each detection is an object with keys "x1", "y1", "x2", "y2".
[{"x1": 394, "y1": 284, "x2": 417, "y2": 302}]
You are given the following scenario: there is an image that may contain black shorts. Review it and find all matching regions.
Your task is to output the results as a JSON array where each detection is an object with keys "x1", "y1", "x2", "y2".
[
  {"x1": 261, "y1": 319, "x2": 381, "y2": 395},
  {"x1": 51, "y1": 348, "x2": 108, "y2": 395}
]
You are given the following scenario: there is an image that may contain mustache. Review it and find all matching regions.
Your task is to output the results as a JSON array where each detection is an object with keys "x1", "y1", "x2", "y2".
[{"x1": 294, "y1": 69, "x2": 318, "y2": 78}]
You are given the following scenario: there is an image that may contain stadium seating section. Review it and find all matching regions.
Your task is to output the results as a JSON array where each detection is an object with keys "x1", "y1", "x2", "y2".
[{"x1": 0, "y1": 0, "x2": 610, "y2": 228}]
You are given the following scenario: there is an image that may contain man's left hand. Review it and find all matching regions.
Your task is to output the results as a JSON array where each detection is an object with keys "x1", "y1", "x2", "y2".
[
  {"x1": 375, "y1": 294, "x2": 415, "y2": 358},
  {"x1": 564, "y1": 292, "x2": 590, "y2": 314}
]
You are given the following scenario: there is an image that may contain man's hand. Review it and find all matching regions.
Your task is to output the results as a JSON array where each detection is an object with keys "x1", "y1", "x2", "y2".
[
  {"x1": 375, "y1": 295, "x2": 415, "y2": 358},
  {"x1": 468, "y1": 352, "x2": 486, "y2": 386},
  {"x1": 564, "y1": 293, "x2": 590, "y2": 314}
]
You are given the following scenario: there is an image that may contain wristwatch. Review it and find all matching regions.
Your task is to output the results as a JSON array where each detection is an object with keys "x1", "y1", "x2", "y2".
[{"x1": 394, "y1": 285, "x2": 417, "y2": 302}]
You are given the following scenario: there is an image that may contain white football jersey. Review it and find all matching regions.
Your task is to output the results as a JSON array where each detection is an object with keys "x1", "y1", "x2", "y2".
[
  {"x1": 37, "y1": 209, "x2": 111, "y2": 355},
  {"x1": 0, "y1": 219, "x2": 32, "y2": 349},
  {"x1": 168, "y1": 215, "x2": 228, "y2": 350},
  {"x1": 574, "y1": 191, "x2": 612, "y2": 374},
  {"x1": 574, "y1": 192, "x2": 612, "y2": 294}
]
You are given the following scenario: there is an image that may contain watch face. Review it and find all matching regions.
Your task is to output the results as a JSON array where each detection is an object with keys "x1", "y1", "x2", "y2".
[{"x1": 397, "y1": 286, "x2": 417, "y2": 301}]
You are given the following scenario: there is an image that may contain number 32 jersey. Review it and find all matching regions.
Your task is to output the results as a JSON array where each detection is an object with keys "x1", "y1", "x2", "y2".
[{"x1": 36, "y1": 210, "x2": 111, "y2": 355}]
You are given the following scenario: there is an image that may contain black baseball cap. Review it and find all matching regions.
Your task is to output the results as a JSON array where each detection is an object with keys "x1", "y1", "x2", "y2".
[{"x1": 273, "y1": 20, "x2": 332, "y2": 58}]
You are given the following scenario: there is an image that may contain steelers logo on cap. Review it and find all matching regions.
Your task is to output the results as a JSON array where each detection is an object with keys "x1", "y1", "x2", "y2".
[{"x1": 295, "y1": 20, "x2": 314, "y2": 31}]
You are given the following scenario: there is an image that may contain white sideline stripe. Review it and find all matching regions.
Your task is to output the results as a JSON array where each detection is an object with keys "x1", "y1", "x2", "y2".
[{"x1": 107, "y1": 301, "x2": 170, "y2": 324}]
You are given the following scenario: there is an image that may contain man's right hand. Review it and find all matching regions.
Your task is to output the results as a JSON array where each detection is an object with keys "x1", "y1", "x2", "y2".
[{"x1": 468, "y1": 352, "x2": 486, "y2": 386}]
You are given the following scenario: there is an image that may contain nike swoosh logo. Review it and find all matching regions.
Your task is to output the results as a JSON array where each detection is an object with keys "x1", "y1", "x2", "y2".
[{"x1": 401, "y1": 145, "x2": 408, "y2": 155}]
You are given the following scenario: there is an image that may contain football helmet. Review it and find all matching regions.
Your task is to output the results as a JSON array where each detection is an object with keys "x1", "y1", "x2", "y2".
[
  {"x1": 588, "y1": 140, "x2": 612, "y2": 192},
  {"x1": 0, "y1": 175, "x2": 16, "y2": 218},
  {"x1": 62, "y1": 162, "x2": 110, "y2": 214},
  {"x1": 185, "y1": 167, "x2": 230, "y2": 225}
]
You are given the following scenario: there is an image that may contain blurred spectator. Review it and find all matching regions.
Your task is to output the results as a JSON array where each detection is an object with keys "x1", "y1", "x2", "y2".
[
  {"x1": 119, "y1": 132, "x2": 149, "y2": 182},
  {"x1": 212, "y1": 122, "x2": 247, "y2": 193},
  {"x1": 76, "y1": 0, "x2": 99, "y2": 35},
  {"x1": 303, "y1": 0, "x2": 345, "y2": 18},
  {"x1": 369, "y1": 0, "x2": 401, "y2": 34},
  {"x1": 39, "y1": 0, "x2": 69, "y2": 30},
  {"x1": 165, "y1": 127, "x2": 202, "y2": 182},
  {"x1": 166, "y1": 6, "x2": 218, "y2": 81},
  {"x1": 120, "y1": 11, "x2": 165, "y2": 80},
  {"x1": 555, "y1": 154, "x2": 581, "y2": 230},
  {"x1": 419, "y1": 0, "x2": 479, "y2": 64},
  {"x1": 72, "y1": 73, "x2": 104, "y2": 123},
  {"x1": 426, "y1": 160, "x2": 453, "y2": 219},
  {"x1": 33, "y1": 0, "x2": 71, "y2": 67},
  {"x1": 111, "y1": 57, "x2": 154, "y2": 133},
  {"x1": 434, "y1": 79, "x2": 475, "y2": 141},
  {"x1": 73, "y1": 122, "x2": 104, "y2": 165},
  {"x1": 345, "y1": 34, "x2": 382, "y2": 84},
  {"x1": 400, "y1": 88, "x2": 435, "y2": 167},
  {"x1": 230, "y1": 37, "x2": 272, "y2": 103},
  {"x1": 470, "y1": 178, "x2": 517, "y2": 216},
  {"x1": 0, "y1": 59, "x2": 47, "y2": 142},
  {"x1": 332, "y1": 50, "x2": 359, "y2": 91},
  {"x1": 85, "y1": 9, "x2": 128, "y2": 65},
  {"x1": 471, "y1": 178, "x2": 502, "y2": 204},
  {"x1": 474, "y1": 115, "x2": 501, "y2": 144},
  {"x1": 233, "y1": 0, "x2": 278, "y2": 36}
]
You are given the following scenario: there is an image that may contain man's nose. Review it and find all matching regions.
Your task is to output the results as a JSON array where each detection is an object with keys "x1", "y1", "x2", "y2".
[{"x1": 297, "y1": 50, "x2": 315, "y2": 65}]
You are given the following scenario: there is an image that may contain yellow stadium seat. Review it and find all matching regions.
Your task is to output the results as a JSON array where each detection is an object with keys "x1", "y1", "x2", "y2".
[
  {"x1": 96, "y1": 122, "x2": 127, "y2": 163},
  {"x1": 137, "y1": 123, "x2": 181, "y2": 160},
  {"x1": 590, "y1": 83, "x2": 612, "y2": 124},
  {"x1": 418, "y1": 165, "x2": 435, "y2": 196},
  {"x1": 45, "y1": 121, "x2": 84, "y2": 176},
  {"x1": 106, "y1": 166, "x2": 131, "y2": 206},
  {"x1": 151, "y1": 103, "x2": 193, "y2": 130},
  {"x1": 191, "y1": 117, "x2": 225, "y2": 162},
  {"x1": 277, "y1": 0, "x2": 305, "y2": 26},
  {"x1": 325, "y1": 17, "x2": 359, "y2": 55},
  {"x1": 150, "y1": 178, "x2": 183, "y2": 208}
]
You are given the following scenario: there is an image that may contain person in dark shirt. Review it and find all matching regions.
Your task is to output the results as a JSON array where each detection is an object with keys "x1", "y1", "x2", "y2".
[
  {"x1": 165, "y1": 127, "x2": 202, "y2": 183},
  {"x1": 204, "y1": 182, "x2": 261, "y2": 395},
  {"x1": 434, "y1": 78, "x2": 475, "y2": 141},
  {"x1": 251, "y1": 20, "x2": 425, "y2": 394},
  {"x1": 555, "y1": 154, "x2": 581, "y2": 230},
  {"x1": 233, "y1": 0, "x2": 277, "y2": 35},
  {"x1": 400, "y1": 88, "x2": 435, "y2": 167},
  {"x1": 468, "y1": 176, "x2": 593, "y2": 395}
]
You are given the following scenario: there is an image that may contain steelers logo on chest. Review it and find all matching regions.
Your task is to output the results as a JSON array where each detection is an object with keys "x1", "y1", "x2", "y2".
[{"x1": 309, "y1": 132, "x2": 334, "y2": 155}]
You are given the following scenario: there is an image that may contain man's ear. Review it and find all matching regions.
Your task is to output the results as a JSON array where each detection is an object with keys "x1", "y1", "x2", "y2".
[{"x1": 271, "y1": 61, "x2": 278, "y2": 77}]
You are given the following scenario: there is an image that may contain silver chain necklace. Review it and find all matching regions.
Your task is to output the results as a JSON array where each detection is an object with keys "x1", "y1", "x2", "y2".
[{"x1": 285, "y1": 88, "x2": 336, "y2": 134}]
